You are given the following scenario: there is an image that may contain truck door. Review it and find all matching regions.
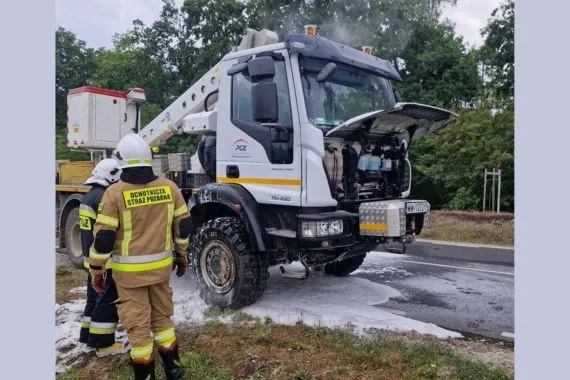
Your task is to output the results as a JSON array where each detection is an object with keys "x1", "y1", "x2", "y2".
[{"x1": 216, "y1": 49, "x2": 302, "y2": 207}]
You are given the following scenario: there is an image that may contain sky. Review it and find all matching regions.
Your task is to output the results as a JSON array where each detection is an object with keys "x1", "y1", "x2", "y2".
[{"x1": 55, "y1": 0, "x2": 501, "y2": 50}]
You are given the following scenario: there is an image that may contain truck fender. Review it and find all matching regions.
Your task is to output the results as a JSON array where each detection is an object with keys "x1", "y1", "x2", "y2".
[{"x1": 189, "y1": 183, "x2": 267, "y2": 252}]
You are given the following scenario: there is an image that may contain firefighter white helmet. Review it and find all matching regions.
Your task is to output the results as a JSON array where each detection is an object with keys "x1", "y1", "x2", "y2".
[
  {"x1": 113, "y1": 133, "x2": 153, "y2": 168},
  {"x1": 84, "y1": 158, "x2": 121, "y2": 186}
]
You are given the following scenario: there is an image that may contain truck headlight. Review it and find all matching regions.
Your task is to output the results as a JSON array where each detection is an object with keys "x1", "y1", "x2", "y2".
[{"x1": 301, "y1": 220, "x2": 344, "y2": 238}]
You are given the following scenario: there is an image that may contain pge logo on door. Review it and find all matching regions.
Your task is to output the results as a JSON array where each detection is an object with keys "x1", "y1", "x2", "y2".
[
  {"x1": 232, "y1": 139, "x2": 251, "y2": 158},
  {"x1": 233, "y1": 139, "x2": 248, "y2": 152}
]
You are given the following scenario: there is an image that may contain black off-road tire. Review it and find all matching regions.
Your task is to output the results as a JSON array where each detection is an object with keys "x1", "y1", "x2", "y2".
[
  {"x1": 64, "y1": 207, "x2": 85, "y2": 269},
  {"x1": 324, "y1": 254, "x2": 367, "y2": 277},
  {"x1": 190, "y1": 216, "x2": 269, "y2": 309}
]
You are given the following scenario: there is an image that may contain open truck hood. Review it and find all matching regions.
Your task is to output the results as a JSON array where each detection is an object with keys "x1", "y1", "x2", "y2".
[{"x1": 325, "y1": 102, "x2": 458, "y2": 141}]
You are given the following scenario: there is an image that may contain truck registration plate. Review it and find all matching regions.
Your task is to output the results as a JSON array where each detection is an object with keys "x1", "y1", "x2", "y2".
[{"x1": 405, "y1": 202, "x2": 428, "y2": 214}]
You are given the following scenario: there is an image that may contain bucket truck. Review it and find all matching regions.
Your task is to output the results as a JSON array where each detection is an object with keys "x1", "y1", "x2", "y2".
[{"x1": 57, "y1": 26, "x2": 457, "y2": 308}]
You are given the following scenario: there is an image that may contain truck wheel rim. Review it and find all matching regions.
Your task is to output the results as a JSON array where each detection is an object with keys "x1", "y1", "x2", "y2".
[{"x1": 201, "y1": 240, "x2": 236, "y2": 294}]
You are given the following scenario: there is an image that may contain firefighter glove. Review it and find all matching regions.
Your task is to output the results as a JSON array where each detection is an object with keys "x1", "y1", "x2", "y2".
[
  {"x1": 173, "y1": 255, "x2": 187, "y2": 277},
  {"x1": 91, "y1": 273, "x2": 105, "y2": 294}
]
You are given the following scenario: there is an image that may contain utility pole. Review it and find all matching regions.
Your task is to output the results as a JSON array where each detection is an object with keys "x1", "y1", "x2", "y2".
[
  {"x1": 483, "y1": 168, "x2": 487, "y2": 212},
  {"x1": 491, "y1": 168, "x2": 495, "y2": 211},
  {"x1": 497, "y1": 169, "x2": 502, "y2": 213},
  {"x1": 483, "y1": 168, "x2": 502, "y2": 213}
]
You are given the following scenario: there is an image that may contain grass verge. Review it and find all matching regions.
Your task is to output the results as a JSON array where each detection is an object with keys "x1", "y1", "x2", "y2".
[
  {"x1": 56, "y1": 264, "x2": 87, "y2": 304},
  {"x1": 57, "y1": 322, "x2": 512, "y2": 380},
  {"x1": 421, "y1": 211, "x2": 514, "y2": 247}
]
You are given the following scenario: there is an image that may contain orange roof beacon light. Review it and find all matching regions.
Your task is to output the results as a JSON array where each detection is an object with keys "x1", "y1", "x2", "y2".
[
  {"x1": 304, "y1": 25, "x2": 319, "y2": 36},
  {"x1": 362, "y1": 46, "x2": 374, "y2": 55}
]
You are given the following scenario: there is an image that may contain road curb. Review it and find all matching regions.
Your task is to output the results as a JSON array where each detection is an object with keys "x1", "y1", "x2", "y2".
[{"x1": 416, "y1": 239, "x2": 514, "y2": 251}]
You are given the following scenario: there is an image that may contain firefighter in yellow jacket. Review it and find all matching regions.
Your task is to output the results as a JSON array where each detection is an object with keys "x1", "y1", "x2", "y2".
[{"x1": 90, "y1": 133, "x2": 191, "y2": 380}]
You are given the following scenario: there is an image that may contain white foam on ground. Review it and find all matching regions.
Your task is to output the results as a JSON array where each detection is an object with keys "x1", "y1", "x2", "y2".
[
  {"x1": 56, "y1": 262, "x2": 461, "y2": 372},
  {"x1": 353, "y1": 265, "x2": 414, "y2": 277},
  {"x1": 55, "y1": 299, "x2": 128, "y2": 373},
  {"x1": 170, "y1": 274, "x2": 208, "y2": 324},
  {"x1": 167, "y1": 263, "x2": 460, "y2": 339},
  {"x1": 69, "y1": 286, "x2": 87, "y2": 294},
  {"x1": 238, "y1": 266, "x2": 460, "y2": 339},
  {"x1": 367, "y1": 250, "x2": 412, "y2": 260},
  {"x1": 55, "y1": 300, "x2": 87, "y2": 373}
]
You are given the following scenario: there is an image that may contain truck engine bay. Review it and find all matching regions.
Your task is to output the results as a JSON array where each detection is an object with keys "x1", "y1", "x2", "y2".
[{"x1": 324, "y1": 133, "x2": 411, "y2": 203}]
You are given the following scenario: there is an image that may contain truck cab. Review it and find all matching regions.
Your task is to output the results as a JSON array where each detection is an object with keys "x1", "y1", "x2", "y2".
[{"x1": 180, "y1": 30, "x2": 456, "y2": 308}]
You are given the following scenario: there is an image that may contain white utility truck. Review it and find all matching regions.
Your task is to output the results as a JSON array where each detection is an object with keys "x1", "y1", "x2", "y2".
[{"x1": 59, "y1": 27, "x2": 457, "y2": 308}]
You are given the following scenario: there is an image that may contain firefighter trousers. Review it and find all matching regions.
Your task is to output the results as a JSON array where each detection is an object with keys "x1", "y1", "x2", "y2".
[
  {"x1": 80, "y1": 269, "x2": 120, "y2": 348},
  {"x1": 115, "y1": 279, "x2": 176, "y2": 361}
]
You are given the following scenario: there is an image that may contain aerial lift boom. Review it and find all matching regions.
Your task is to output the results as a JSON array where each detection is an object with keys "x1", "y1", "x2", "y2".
[{"x1": 137, "y1": 29, "x2": 279, "y2": 151}]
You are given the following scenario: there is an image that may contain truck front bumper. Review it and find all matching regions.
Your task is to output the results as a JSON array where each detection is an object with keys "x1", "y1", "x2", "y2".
[{"x1": 295, "y1": 199, "x2": 430, "y2": 251}]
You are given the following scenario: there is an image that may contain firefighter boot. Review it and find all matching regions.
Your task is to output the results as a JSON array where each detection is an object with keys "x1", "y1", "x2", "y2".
[
  {"x1": 158, "y1": 343, "x2": 183, "y2": 380},
  {"x1": 96, "y1": 340, "x2": 131, "y2": 358},
  {"x1": 132, "y1": 358, "x2": 156, "y2": 380}
]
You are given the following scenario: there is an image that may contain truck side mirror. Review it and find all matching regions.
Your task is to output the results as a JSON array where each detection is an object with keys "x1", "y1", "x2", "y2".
[
  {"x1": 227, "y1": 55, "x2": 276, "y2": 78},
  {"x1": 248, "y1": 56, "x2": 275, "y2": 78},
  {"x1": 252, "y1": 82, "x2": 278, "y2": 123}
]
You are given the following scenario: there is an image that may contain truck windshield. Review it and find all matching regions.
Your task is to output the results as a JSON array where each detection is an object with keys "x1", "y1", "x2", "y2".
[{"x1": 299, "y1": 56, "x2": 396, "y2": 133}]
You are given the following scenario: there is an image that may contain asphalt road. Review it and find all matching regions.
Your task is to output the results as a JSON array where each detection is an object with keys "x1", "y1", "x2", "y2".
[{"x1": 355, "y1": 241, "x2": 514, "y2": 342}]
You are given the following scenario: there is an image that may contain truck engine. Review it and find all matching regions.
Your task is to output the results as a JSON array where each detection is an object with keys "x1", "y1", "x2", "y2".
[{"x1": 324, "y1": 133, "x2": 411, "y2": 204}]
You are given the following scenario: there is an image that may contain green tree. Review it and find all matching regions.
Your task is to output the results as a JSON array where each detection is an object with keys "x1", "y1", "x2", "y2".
[
  {"x1": 55, "y1": 27, "x2": 100, "y2": 159},
  {"x1": 403, "y1": 2, "x2": 515, "y2": 212},
  {"x1": 106, "y1": 0, "x2": 249, "y2": 154},
  {"x1": 480, "y1": 0, "x2": 514, "y2": 99},
  {"x1": 410, "y1": 102, "x2": 514, "y2": 211},
  {"x1": 56, "y1": 27, "x2": 100, "y2": 130},
  {"x1": 112, "y1": 1, "x2": 194, "y2": 100},
  {"x1": 114, "y1": 0, "x2": 249, "y2": 98},
  {"x1": 93, "y1": 48, "x2": 171, "y2": 107},
  {"x1": 183, "y1": 0, "x2": 249, "y2": 72},
  {"x1": 397, "y1": 21, "x2": 480, "y2": 108}
]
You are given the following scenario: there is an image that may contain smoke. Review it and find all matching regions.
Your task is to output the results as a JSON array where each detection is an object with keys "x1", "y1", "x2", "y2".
[
  {"x1": 275, "y1": 16, "x2": 377, "y2": 51},
  {"x1": 261, "y1": 2, "x2": 426, "y2": 63},
  {"x1": 318, "y1": 21, "x2": 374, "y2": 49},
  {"x1": 285, "y1": 17, "x2": 396, "y2": 58}
]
